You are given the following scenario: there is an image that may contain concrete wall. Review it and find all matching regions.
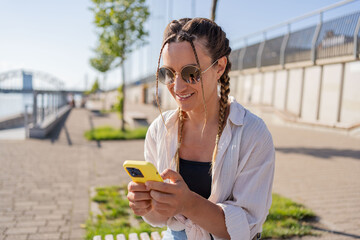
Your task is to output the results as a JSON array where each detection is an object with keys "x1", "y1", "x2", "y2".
[
  {"x1": 341, "y1": 61, "x2": 360, "y2": 126},
  {"x1": 252, "y1": 73, "x2": 262, "y2": 104},
  {"x1": 242, "y1": 75, "x2": 253, "y2": 103},
  {"x1": 124, "y1": 60, "x2": 360, "y2": 128},
  {"x1": 286, "y1": 68, "x2": 303, "y2": 116},
  {"x1": 126, "y1": 85, "x2": 143, "y2": 104},
  {"x1": 263, "y1": 72, "x2": 275, "y2": 105},
  {"x1": 235, "y1": 75, "x2": 245, "y2": 102},
  {"x1": 301, "y1": 66, "x2": 322, "y2": 122},
  {"x1": 231, "y1": 60, "x2": 359, "y2": 128},
  {"x1": 273, "y1": 70, "x2": 287, "y2": 111},
  {"x1": 318, "y1": 64, "x2": 343, "y2": 124}
]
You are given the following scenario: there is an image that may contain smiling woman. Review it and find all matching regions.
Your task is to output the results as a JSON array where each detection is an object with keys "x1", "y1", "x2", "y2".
[{"x1": 127, "y1": 18, "x2": 275, "y2": 240}]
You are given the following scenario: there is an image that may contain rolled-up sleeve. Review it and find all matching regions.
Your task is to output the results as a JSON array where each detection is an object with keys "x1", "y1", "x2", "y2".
[
  {"x1": 217, "y1": 123, "x2": 275, "y2": 240},
  {"x1": 142, "y1": 117, "x2": 169, "y2": 227}
]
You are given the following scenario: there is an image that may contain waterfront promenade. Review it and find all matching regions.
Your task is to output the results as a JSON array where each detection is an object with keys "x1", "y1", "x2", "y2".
[{"x1": 0, "y1": 102, "x2": 359, "y2": 240}]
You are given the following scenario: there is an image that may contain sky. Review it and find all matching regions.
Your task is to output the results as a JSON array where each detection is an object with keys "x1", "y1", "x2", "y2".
[{"x1": 0, "y1": 0, "x2": 359, "y2": 90}]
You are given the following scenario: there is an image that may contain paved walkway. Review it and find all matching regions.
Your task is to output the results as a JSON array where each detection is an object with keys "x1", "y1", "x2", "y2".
[{"x1": 0, "y1": 102, "x2": 359, "y2": 240}]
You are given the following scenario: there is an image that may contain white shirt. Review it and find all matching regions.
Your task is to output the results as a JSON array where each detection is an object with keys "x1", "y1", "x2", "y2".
[{"x1": 143, "y1": 96, "x2": 275, "y2": 240}]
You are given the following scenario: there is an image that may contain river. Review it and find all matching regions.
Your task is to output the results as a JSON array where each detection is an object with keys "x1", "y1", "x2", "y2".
[{"x1": 0, "y1": 93, "x2": 33, "y2": 119}]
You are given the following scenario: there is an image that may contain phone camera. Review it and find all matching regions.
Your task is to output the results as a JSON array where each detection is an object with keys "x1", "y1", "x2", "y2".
[{"x1": 126, "y1": 167, "x2": 144, "y2": 178}]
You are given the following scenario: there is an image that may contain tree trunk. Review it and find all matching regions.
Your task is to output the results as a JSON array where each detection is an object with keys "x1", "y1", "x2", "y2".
[
  {"x1": 102, "y1": 74, "x2": 107, "y2": 111},
  {"x1": 211, "y1": 0, "x2": 218, "y2": 21},
  {"x1": 121, "y1": 63, "x2": 126, "y2": 131}
]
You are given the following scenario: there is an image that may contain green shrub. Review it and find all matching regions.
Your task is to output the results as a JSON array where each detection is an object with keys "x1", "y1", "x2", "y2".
[
  {"x1": 84, "y1": 126, "x2": 148, "y2": 141},
  {"x1": 86, "y1": 185, "x2": 165, "y2": 240},
  {"x1": 262, "y1": 193, "x2": 316, "y2": 239},
  {"x1": 86, "y1": 188, "x2": 317, "y2": 239}
]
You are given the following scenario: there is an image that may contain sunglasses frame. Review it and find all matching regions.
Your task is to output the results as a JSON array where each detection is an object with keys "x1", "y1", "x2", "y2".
[{"x1": 158, "y1": 59, "x2": 219, "y2": 85}]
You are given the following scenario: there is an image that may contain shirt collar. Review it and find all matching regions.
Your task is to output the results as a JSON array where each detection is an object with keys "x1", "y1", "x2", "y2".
[
  {"x1": 164, "y1": 108, "x2": 179, "y2": 132},
  {"x1": 227, "y1": 96, "x2": 245, "y2": 126}
]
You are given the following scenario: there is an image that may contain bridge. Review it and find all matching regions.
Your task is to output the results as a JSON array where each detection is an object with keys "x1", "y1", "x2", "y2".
[
  {"x1": 0, "y1": 69, "x2": 84, "y2": 138},
  {"x1": 0, "y1": 69, "x2": 83, "y2": 94}
]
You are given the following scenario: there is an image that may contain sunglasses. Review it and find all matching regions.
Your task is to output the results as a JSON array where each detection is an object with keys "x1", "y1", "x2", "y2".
[{"x1": 158, "y1": 59, "x2": 218, "y2": 85}]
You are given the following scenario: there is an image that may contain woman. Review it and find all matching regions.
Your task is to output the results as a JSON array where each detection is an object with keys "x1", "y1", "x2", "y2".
[{"x1": 127, "y1": 18, "x2": 275, "y2": 240}]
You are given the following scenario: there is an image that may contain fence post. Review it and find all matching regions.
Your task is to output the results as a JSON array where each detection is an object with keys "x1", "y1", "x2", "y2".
[
  {"x1": 24, "y1": 105, "x2": 29, "y2": 138},
  {"x1": 257, "y1": 32, "x2": 266, "y2": 68},
  {"x1": 239, "y1": 38, "x2": 248, "y2": 70},
  {"x1": 337, "y1": 63, "x2": 346, "y2": 123},
  {"x1": 280, "y1": 24, "x2": 291, "y2": 67},
  {"x1": 311, "y1": 12, "x2": 323, "y2": 64},
  {"x1": 33, "y1": 91, "x2": 38, "y2": 127},
  {"x1": 41, "y1": 93, "x2": 45, "y2": 123},
  {"x1": 354, "y1": 15, "x2": 360, "y2": 59}
]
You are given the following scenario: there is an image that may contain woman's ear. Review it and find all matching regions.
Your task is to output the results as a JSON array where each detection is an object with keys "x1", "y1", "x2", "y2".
[{"x1": 216, "y1": 56, "x2": 227, "y2": 79}]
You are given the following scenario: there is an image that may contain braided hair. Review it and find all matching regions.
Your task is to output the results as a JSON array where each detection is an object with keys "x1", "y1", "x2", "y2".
[{"x1": 155, "y1": 18, "x2": 232, "y2": 172}]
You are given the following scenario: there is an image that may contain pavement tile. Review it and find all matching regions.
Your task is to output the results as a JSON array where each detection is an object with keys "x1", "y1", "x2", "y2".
[
  {"x1": 34, "y1": 214, "x2": 63, "y2": 221},
  {"x1": 16, "y1": 220, "x2": 46, "y2": 228},
  {"x1": 15, "y1": 216, "x2": 34, "y2": 222},
  {"x1": 6, "y1": 227, "x2": 37, "y2": 235},
  {"x1": 28, "y1": 233, "x2": 61, "y2": 240},
  {"x1": 0, "y1": 217, "x2": 14, "y2": 223},
  {"x1": 61, "y1": 232, "x2": 70, "y2": 239},
  {"x1": 0, "y1": 222, "x2": 15, "y2": 228},
  {"x1": 4, "y1": 234, "x2": 28, "y2": 240},
  {"x1": 69, "y1": 228, "x2": 85, "y2": 238},
  {"x1": 37, "y1": 226, "x2": 59, "y2": 233},
  {"x1": 46, "y1": 219, "x2": 67, "y2": 225},
  {"x1": 58, "y1": 225, "x2": 71, "y2": 233}
]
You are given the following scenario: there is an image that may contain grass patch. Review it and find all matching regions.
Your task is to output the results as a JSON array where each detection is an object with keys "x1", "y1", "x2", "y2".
[
  {"x1": 85, "y1": 185, "x2": 166, "y2": 240},
  {"x1": 262, "y1": 193, "x2": 316, "y2": 239},
  {"x1": 84, "y1": 126, "x2": 148, "y2": 141},
  {"x1": 86, "y1": 187, "x2": 316, "y2": 239}
]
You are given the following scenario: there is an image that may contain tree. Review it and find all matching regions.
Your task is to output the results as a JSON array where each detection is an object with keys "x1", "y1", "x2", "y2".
[
  {"x1": 90, "y1": 0, "x2": 149, "y2": 130},
  {"x1": 211, "y1": 0, "x2": 218, "y2": 21},
  {"x1": 85, "y1": 78, "x2": 100, "y2": 95},
  {"x1": 90, "y1": 43, "x2": 115, "y2": 110}
]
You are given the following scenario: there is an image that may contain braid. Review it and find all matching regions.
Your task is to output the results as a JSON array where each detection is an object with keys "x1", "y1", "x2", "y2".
[
  {"x1": 211, "y1": 58, "x2": 231, "y2": 170},
  {"x1": 174, "y1": 109, "x2": 185, "y2": 172},
  {"x1": 187, "y1": 39, "x2": 208, "y2": 135},
  {"x1": 218, "y1": 62, "x2": 231, "y2": 135},
  {"x1": 156, "y1": 34, "x2": 176, "y2": 130}
]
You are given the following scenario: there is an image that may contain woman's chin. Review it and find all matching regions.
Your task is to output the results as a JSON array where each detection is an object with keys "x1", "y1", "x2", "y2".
[{"x1": 175, "y1": 102, "x2": 193, "y2": 112}]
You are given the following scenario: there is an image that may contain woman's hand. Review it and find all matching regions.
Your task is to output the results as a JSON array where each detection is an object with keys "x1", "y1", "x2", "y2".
[
  {"x1": 127, "y1": 181, "x2": 152, "y2": 216},
  {"x1": 145, "y1": 169, "x2": 193, "y2": 218}
]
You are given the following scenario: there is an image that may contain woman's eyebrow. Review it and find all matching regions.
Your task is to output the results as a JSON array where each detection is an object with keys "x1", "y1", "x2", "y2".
[
  {"x1": 161, "y1": 65, "x2": 175, "y2": 71},
  {"x1": 162, "y1": 63, "x2": 198, "y2": 71}
]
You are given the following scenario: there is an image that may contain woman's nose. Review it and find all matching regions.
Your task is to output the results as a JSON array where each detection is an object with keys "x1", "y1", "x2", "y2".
[{"x1": 173, "y1": 74, "x2": 187, "y2": 93}]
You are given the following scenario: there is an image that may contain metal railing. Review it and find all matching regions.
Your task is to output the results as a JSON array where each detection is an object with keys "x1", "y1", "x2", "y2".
[
  {"x1": 32, "y1": 91, "x2": 67, "y2": 127},
  {"x1": 23, "y1": 91, "x2": 67, "y2": 135},
  {"x1": 230, "y1": 0, "x2": 360, "y2": 70}
]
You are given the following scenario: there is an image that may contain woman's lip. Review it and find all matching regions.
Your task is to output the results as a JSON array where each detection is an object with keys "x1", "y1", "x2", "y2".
[{"x1": 176, "y1": 93, "x2": 194, "y2": 100}]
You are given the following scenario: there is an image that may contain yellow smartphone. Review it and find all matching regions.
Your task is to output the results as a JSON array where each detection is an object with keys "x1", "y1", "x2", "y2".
[{"x1": 123, "y1": 160, "x2": 163, "y2": 183}]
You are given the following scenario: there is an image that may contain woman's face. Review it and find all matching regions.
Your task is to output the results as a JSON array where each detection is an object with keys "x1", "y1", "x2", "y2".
[{"x1": 161, "y1": 40, "x2": 220, "y2": 113}]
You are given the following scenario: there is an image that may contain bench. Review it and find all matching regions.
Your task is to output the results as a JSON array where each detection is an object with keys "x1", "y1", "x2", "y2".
[
  {"x1": 125, "y1": 111, "x2": 149, "y2": 128},
  {"x1": 93, "y1": 231, "x2": 164, "y2": 240}
]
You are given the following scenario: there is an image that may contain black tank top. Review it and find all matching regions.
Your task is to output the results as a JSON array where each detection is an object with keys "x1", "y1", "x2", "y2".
[{"x1": 179, "y1": 158, "x2": 212, "y2": 199}]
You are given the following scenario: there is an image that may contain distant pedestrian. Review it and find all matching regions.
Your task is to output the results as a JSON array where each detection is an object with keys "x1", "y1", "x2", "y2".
[{"x1": 127, "y1": 18, "x2": 275, "y2": 240}]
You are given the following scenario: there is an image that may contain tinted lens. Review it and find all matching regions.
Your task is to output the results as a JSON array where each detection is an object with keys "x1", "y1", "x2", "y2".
[
  {"x1": 159, "y1": 67, "x2": 174, "y2": 84},
  {"x1": 182, "y1": 66, "x2": 200, "y2": 84}
]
